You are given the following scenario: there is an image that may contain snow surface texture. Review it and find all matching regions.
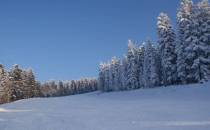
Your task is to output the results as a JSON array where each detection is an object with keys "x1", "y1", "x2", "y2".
[{"x1": 0, "y1": 82, "x2": 210, "y2": 130}]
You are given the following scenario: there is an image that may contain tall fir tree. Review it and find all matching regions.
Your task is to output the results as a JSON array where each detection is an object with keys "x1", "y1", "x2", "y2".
[
  {"x1": 176, "y1": 0, "x2": 193, "y2": 84},
  {"x1": 126, "y1": 40, "x2": 139, "y2": 89},
  {"x1": 143, "y1": 40, "x2": 159, "y2": 88},
  {"x1": 136, "y1": 45, "x2": 145, "y2": 88},
  {"x1": 25, "y1": 69, "x2": 41, "y2": 97},
  {"x1": 187, "y1": 0, "x2": 210, "y2": 82},
  {"x1": 9, "y1": 64, "x2": 24, "y2": 101},
  {"x1": 98, "y1": 63, "x2": 105, "y2": 91},
  {"x1": 157, "y1": 12, "x2": 177, "y2": 85},
  {"x1": 110, "y1": 57, "x2": 121, "y2": 91},
  {"x1": 121, "y1": 55, "x2": 128, "y2": 90},
  {"x1": 104, "y1": 63, "x2": 111, "y2": 91},
  {"x1": 0, "y1": 64, "x2": 9, "y2": 103},
  {"x1": 0, "y1": 64, "x2": 6, "y2": 96}
]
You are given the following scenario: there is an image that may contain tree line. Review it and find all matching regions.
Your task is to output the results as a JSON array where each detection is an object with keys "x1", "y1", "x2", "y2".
[
  {"x1": 41, "y1": 79, "x2": 97, "y2": 97},
  {"x1": 0, "y1": 64, "x2": 41, "y2": 104},
  {"x1": 0, "y1": 64, "x2": 98, "y2": 104},
  {"x1": 98, "y1": 0, "x2": 210, "y2": 92}
]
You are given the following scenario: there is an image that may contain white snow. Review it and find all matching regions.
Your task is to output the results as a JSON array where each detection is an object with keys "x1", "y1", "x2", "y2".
[{"x1": 0, "y1": 82, "x2": 210, "y2": 130}]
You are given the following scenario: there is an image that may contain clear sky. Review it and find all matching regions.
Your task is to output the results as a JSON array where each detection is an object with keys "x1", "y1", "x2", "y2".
[{"x1": 0, "y1": 0, "x2": 201, "y2": 81}]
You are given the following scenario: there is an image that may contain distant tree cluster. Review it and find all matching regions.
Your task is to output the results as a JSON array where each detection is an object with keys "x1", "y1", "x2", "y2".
[
  {"x1": 0, "y1": 64, "x2": 41, "y2": 104},
  {"x1": 0, "y1": 63, "x2": 98, "y2": 104},
  {"x1": 98, "y1": 0, "x2": 210, "y2": 92},
  {"x1": 41, "y1": 78, "x2": 98, "y2": 97}
]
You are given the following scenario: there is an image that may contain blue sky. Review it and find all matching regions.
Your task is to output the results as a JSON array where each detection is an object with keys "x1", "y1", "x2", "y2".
[{"x1": 0, "y1": 0, "x2": 200, "y2": 81}]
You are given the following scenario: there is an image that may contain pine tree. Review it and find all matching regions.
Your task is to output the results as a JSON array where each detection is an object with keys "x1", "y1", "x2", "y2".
[
  {"x1": 71, "y1": 80, "x2": 77, "y2": 94},
  {"x1": 126, "y1": 40, "x2": 138, "y2": 90},
  {"x1": 8, "y1": 64, "x2": 24, "y2": 101},
  {"x1": 104, "y1": 63, "x2": 111, "y2": 91},
  {"x1": 136, "y1": 44, "x2": 145, "y2": 88},
  {"x1": 0, "y1": 64, "x2": 6, "y2": 97},
  {"x1": 199, "y1": 0, "x2": 210, "y2": 81},
  {"x1": 111, "y1": 57, "x2": 121, "y2": 91},
  {"x1": 143, "y1": 40, "x2": 159, "y2": 88},
  {"x1": 21, "y1": 70, "x2": 32, "y2": 98},
  {"x1": 153, "y1": 45, "x2": 161, "y2": 86},
  {"x1": 120, "y1": 55, "x2": 128, "y2": 90},
  {"x1": 26, "y1": 69, "x2": 40, "y2": 97},
  {"x1": 109, "y1": 59, "x2": 114, "y2": 91},
  {"x1": 155, "y1": 45, "x2": 162, "y2": 86},
  {"x1": 176, "y1": 0, "x2": 193, "y2": 84},
  {"x1": 58, "y1": 81, "x2": 65, "y2": 95},
  {"x1": 157, "y1": 12, "x2": 177, "y2": 85},
  {"x1": 98, "y1": 63, "x2": 105, "y2": 91},
  {"x1": 187, "y1": 0, "x2": 210, "y2": 82},
  {"x1": 0, "y1": 64, "x2": 9, "y2": 103}
]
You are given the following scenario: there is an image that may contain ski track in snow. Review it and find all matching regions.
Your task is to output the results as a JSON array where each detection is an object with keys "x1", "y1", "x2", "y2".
[{"x1": 0, "y1": 82, "x2": 210, "y2": 130}]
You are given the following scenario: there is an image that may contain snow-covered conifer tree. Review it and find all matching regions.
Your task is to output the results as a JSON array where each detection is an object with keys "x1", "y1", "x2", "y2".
[
  {"x1": 110, "y1": 57, "x2": 121, "y2": 91},
  {"x1": 136, "y1": 44, "x2": 145, "y2": 88},
  {"x1": 143, "y1": 40, "x2": 159, "y2": 88},
  {"x1": 186, "y1": 0, "x2": 210, "y2": 82},
  {"x1": 120, "y1": 55, "x2": 128, "y2": 90},
  {"x1": 9, "y1": 64, "x2": 24, "y2": 101},
  {"x1": 157, "y1": 12, "x2": 177, "y2": 85},
  {"x1": 0, "y1": 64, "x2": 9, "y2": 103},
  {"x1": 0, "y1": 64, "x2": 6, "y2": 96},
  {"x1": 176, "y1": 0, "x2": 193, "y2": 84},
  {"x1": 104, "y1": 63, "x2": 111, "y2": 91},
  {"x1": 126, "y1": 40, "x2": 139, "y2": 89},
  {"x1": 98, "y1": 63, "x2": 105, "y2": 91}
]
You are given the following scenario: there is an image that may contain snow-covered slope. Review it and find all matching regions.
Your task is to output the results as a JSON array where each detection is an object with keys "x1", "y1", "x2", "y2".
[{"x1": 0, "y1": 82, "x2": 210, "y2": 130}]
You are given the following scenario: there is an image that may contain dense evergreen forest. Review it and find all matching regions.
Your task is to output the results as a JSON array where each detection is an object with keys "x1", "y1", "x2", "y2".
[{"x1": 0, "y1": 0, "x2": 209, "y2": 104}]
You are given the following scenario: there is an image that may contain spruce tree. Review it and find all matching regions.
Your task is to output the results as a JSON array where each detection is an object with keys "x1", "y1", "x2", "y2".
[
  {"x1": 126, "y1": 40, "x2": 138, "y2": 89},
  {"x1": 188, "y1": 0, "x2": 210, "y2": 82},
  {"x1": 176, "y1": 0, "x2": 193, "y2": 84},
  {"x1": 98, "y1": 63, "x2": 105, "y2": 91},
  {"x1": 157, "y1": 12, "x2": 177, "y2": 85},
  {"x1": 0, "y1": 64, "x2": 9, "y2": 103},
  {"x1": 136, "y1": 45, "x2": 145, "y2": 88},
  {"x1": 121, "y1": 55, "x2": 128, "y2": 90},
  {"x1": 143, "y1": 40, "x2": 158, "y2": 88}
]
